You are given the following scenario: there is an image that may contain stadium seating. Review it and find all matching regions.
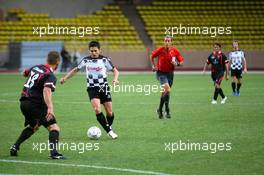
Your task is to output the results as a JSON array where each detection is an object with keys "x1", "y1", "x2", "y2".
[
  {"x1": 0, "y1": 5, "x2": 145, "y2": 53},
  {"x1": 137, "y1": 0, "x2": 264, "y2": 50}
]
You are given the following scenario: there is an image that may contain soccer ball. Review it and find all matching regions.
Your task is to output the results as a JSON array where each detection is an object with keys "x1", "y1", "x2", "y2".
[{"x1": 87, "y1": 126, "x2": 101, "y2": 139}]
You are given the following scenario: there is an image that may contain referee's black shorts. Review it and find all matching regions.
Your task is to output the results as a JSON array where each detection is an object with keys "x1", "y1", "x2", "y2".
[
  {"x1": 156, "y1": 70, "x2": 174, "y2": 87},
  {"x1": 87, "y1": 85, "x2": 112, "y2": 104},
  {"x1": 211, "y1": 72, "x2": 224, "y2": 85},
  {"x1": 20, "y1": 99, "x2": 57, "y2": 128},
  {"x1": 231, "y1": 69, "x2": 242, "y2": 79}
]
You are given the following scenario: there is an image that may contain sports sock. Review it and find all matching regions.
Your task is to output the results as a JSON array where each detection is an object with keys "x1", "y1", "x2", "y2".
[
  {"x1": 237, "y1": 83, "x2": 242, "y2": 93},
  {"x1": 213, "y1": 88, "x2": 219, "y2": 100},
  {"x1": 96, "y1": 112, "x2": 111, "y2": 133},
  {"x1": 231, "y1": 82, "x2": 236, "y2": 93},
  {"x1": 218, "y1": 88, "x2": 225, "y2": 98},
  {"x1": 158, "y1": 94, "x2": 165, "y2": 111},
  {"x1": 49, "y1": 130, "x2": 59, "y2": 155},
  {"x1": 106, "y1": 113, "x2": 115, "y2": 126},
  {"x1": 14, "y1": 127, "x2": 34, "y2": 149},
  {"x1": 164, "y1": 92, "x2": 170, "y2": 113}
]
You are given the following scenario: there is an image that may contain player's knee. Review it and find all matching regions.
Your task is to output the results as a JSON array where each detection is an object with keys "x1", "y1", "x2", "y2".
[
  {"x1": 48, "y1": 124, "x2": 60, "y2": 132},
  {"x1": 162, "y1": 84, "x2": 170, "y2": 93},
  {"x1": 106, "y1": 110, "x2": 113, "y2": 116},
  {"x1": 31, "y1": 125, "x2": 39, "y2": 132},
  {"x1": 94, "y1": 107, "x2": 101, "y2": 114}
]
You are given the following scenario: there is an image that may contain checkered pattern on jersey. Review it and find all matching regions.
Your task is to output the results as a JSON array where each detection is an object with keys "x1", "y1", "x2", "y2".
[
  {"x1": 87, "y1": 77, "x2": 108, "y2": 87},
  {"x1": 229, "y1": 51, "x2": 244, "y2": 70}
]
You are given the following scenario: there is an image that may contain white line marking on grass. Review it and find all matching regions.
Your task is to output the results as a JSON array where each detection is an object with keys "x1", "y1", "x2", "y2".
[
  {"x1": 5, "y1": 99, "x2": 264, "y2": 106},
  {"x1": 0, "y1": 159, "x2": 173, "y2": 175},
  {"x1": 0, "y1": 99, "x2": 264, "y2": 106}
]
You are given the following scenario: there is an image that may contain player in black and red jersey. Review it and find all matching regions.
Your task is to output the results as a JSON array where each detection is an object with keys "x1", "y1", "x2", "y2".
[
  {"x1": 203, "y1": 43, "x2": 229, "y2": 104},
  {"x1": 10, "y1": 51, "x2": 65, "y2": 159},
  {"x1": 150, "y1": 35, "x2": 184, "y2": 119}
]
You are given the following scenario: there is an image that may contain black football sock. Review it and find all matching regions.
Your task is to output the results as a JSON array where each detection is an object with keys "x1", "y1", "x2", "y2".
[
  {"x1": 164, "y1": 92, "x2": 170, "y2": 113},
  {"x1": 237, "y1": 83, "x2": 242, "y2": 93},
  {"x1": 213, "y1": 88, "x2": 219, "y2": 100},
  {"x1": 158, "y1": 94, "x2": 165, "y2": 111},
  {"x1": 106, "y1": 113, "x2": 115, "y2": 126},
  {"x1": 49, "y1": 130, "x2": 59, "y2": 155},
  {"x1": 14, "y1": 127, "x2": 34, "y2": 149},
  {"x1": 231, "y1": 82, "x2": 236, "y2": 93},
  {"x1": 219, "y1": 88, "x2": 225, "y2": 99},
  {"x1": 96, "y1": 112, "x2": 111, "y2": 133}
]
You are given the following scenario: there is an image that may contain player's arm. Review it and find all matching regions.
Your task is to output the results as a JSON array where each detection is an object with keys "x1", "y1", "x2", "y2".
[
  {"x1": 202, "y1": 62, "x2": 208, "y2": 74},
  {"x1": 150, "y1": 48, "x2": 162, "y2": 71},
  {"x1": 225, "y1": 61, "x2": 229, "y2": 80},
  {"x1": 203, "y1": 55, "x2": 212, "y2": 74},
  {"x1": 43, "y1": 87, "x2": 54, "y2": 121},
  {"x1": 243, "y1": 57, "x2": 248, "y2": 73},
  {"x1": 22, "y1": 69, "x2": 30, "y2": 77},
  {"x1": 60, "y1": 67, "x2": 79, "y2": 84},
  {"x1": 150, "y1": 55, "x2": 157, "y2": 71},
  {"x1": 172, "y1": 49, "x2": 184, "y2": 66},
  {"x1": 112, "y1": 67, "x2": 119, "y2": 85}
]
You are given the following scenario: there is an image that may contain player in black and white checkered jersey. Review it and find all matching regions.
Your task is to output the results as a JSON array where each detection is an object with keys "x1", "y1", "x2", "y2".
[
  {"x1": 229, "y1": 41, "x2": 247, "y2": 96},
  {"x1": 60, "y1": 41, "x2": 119, "y2": 139}
]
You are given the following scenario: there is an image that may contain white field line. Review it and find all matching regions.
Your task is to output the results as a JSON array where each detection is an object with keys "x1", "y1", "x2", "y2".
[
  {"x1": 0, "y1": 99, "x2": 263, "y2": 106},
  {"x1": 0, "y1": 159, "x2": 173, "y2": 175}
]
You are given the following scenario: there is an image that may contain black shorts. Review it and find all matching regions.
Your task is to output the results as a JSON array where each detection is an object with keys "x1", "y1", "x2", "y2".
[
  {"x1": 20, "y1": 100, "x2": 57, "y2": 128},
  {"x1": 231, "y1": 69, "x2": 242, "y2": 79},
  {"x1": 87, "y1": 85, "x2": 112, "y2": 104},
  {"x1": 211, "y1": 72, "x2": 224, "y2": 85},
  {"x1": 156, "y1": 71, "x2": 174, "y2": 87}
]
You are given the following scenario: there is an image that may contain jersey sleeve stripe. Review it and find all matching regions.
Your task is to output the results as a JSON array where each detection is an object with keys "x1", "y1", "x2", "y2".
[{"x1": 44, "y1": 82, "x2": 56, "y2": 88}]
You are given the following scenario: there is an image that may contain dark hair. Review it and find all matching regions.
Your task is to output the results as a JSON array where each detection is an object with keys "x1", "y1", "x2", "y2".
[
  {"x1": 233, "y1": 40, "x2": 239, "y2": 44},
  {"x1": 89, "y1": 41, "x2": 100, "y2": 49},
  {"x1": 214, "y1": 42, "x2": 221, "y2": 48},
  {"x1": 47, "y1": 51, "x2": 60, "y2": 65}
]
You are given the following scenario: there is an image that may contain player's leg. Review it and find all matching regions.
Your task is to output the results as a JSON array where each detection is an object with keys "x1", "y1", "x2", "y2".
[
  {"x1": 236, "y1": 70, "x2": 243, "y2": 96},
  {"x1": 216, "y1": 76, "x2": 227, "y2": 104},
  {"x1": 10, "y1": 125, "x2": 38, "y2": 156},
  {"x1": 100, "y1": 86, "x2": 118, "y2": 139},
  {"x1": 46, "y1": 123, "x2": 65, "y2": 159},
  {"x1": 10, "y1": 101, "x2": 38, "y2": 156},
  {"x1": 158, "y1": 83, "x2": 170, "y2": 118},
  {"x1": 156, "y1": 72, "x2": 170, "y2": 118},
  {"x1": 103, "y1": 102, "x2": 114, "y2": 128},
  {"x1": 164, "y1": 73, "x2": 174, "y2": 118},
  {"x1": 163, "y1": 83, "x2": 171, "y2": 118},
  {"x1": 231, "y1": 69, "x2": 237, "y2": 95},
  {"x1": 211, "y1": 74, "x2": 218, "y2": 104},
  {"x1": 35, "y1": 103, "x2": 65, "y2": 159},
  {"x1": 91, "y1": 98, "x2": 112, "y2": 134},
  {"x1": 103, "y1": 101, "x2": 118, "y2": 139}
]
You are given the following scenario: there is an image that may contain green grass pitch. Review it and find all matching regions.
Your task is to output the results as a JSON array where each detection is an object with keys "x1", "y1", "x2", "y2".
[{"x1": 0, "y1": 73, "x2": 263, "y2": 175}]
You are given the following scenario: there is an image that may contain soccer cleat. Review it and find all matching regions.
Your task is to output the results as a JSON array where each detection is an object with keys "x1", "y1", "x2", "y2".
[
  {"x1": 165, "y1": 111, "x2": 171, "y2": 119},
  {"x1": 236, "y1": 92, "x2": 240, "y2": 96},
  {"x1": 108, "y1": 130, "x2": 118, "y2": 139},
  {"x1": 211, "y1": 100, "x2": 217, "y2": 104},
  {"x1": 156, "y1": 109, "x2": 164, "y2": 119},
  {"x1": 10, "y1": 145, "x2": 18, "y2": 156},
  {"x1": 49, "y1": 152, "x2": 66, "y2": 160},
  {"x1": 221, "y1": 97, "x2": 227, "y2": 104},
  {"x1": 232, "y1": 92, "x2": 236, "y2": 96}
]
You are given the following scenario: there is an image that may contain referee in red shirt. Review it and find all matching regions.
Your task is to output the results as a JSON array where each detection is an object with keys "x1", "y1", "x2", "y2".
[{"x1": 150, "y1": 35, "x2": 184, "y2": 119}]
